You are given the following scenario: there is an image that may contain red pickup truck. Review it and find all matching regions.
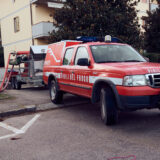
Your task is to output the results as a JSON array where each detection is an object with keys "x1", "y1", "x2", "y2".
[{"x1": 43, "y1": 38, "x2": 160, "y2": 125}]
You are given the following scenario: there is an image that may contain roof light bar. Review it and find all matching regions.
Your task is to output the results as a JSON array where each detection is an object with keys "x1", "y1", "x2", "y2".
[{"x1": 76, "y1": 35, "x2": 123, "y2": 43}]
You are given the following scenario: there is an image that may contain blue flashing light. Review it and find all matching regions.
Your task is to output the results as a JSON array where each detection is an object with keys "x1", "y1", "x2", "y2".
[
  {"x1": 111, "y1": 37, "x2": 123, "y2": 43},
  {"x1": 76, "y1": 36, "x2": 123, "y2": 43},
  {"x1": 76, "y1": 36, "x2": 104, "y2": 42}
]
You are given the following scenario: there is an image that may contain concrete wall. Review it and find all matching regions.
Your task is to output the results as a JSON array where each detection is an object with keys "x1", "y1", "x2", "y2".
[{"x1": 32, "y1": 4, "x2": 54, "y2": 24}]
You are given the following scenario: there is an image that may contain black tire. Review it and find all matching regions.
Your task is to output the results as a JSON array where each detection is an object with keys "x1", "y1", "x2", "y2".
[
  {"x1": 11, "y1": 77, "x2": 16, "y2": 89},
  {"x1": 100, "y1": 87, "x2": 118, "y2": 125},
  {"x1": 49, "y1": 80, "x2": 63, "y2": 104},
  {"x1": 15, "y1": 78, "x2": 21, "y2": 90}
]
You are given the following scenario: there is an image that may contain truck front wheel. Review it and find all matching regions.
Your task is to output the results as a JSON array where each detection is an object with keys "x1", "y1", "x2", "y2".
[
  {"x1": 100, "y1": 87, "x2": 118, "y2": 125},
  {"x1": 49, "y1": 80, "x2": 63, "y2": 104}
]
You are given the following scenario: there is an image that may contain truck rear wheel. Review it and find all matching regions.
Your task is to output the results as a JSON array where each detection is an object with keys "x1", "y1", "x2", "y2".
[
  {"x1": 49, "y1": 80, "x2": 63, "y2": 104},
  {"x1": 100, "y1": 87, "x2": 118, "y2": 125}
]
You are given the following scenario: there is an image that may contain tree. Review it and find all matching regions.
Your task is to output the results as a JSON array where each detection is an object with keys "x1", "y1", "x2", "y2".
[
  {"x1": 143, "y1": 1, "x2": 160, "y2": 52},
  {"x1": 49, "y1": 0, "x2": 142, "y2": 48}
]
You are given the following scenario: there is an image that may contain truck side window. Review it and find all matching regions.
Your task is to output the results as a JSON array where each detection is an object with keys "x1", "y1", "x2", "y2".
[
  {"x1": 75, "y1": 47, "x2": 89, "y2": 65},
  {"x1": 63, "y1": 48, "x2": 74, "y2": 65}
]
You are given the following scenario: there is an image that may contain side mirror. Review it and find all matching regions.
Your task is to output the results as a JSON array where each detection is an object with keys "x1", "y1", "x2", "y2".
[{"x1": 77, "y1": 58, "x2": 90, "y2": 66}]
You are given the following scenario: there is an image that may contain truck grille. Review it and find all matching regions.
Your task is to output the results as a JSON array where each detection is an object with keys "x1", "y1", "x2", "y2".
[{"x1": 146, "y1": 74, "x2": 160, "y2": 88}]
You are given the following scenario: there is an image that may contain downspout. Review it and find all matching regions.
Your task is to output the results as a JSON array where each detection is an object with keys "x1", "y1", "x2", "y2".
[
  {"x1": 149, "y1": 0, "x2": 151, "y2": 12},
  {"x1": 30, "y1": 2, "x2": 34, "y2": 45}
]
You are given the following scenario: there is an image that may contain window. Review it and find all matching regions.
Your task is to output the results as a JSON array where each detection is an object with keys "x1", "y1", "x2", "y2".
[
  {"x1": 75, "y1": 47, "x2": 89, "y2": 65},
  {"x1": 14, "y1": 17, "x2": 20, "y2": 33},
  {"x1": 63, "y1": 48, "x2": 74, "y2": 65},
  {"x1": 90, "y1": 45, "x2": 145, "y2": 63}
]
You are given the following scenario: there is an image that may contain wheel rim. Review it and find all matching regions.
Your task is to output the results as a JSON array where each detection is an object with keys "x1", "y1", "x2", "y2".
[{"x1": 51, "y1": 82, "x2": 56, "y2": 100}]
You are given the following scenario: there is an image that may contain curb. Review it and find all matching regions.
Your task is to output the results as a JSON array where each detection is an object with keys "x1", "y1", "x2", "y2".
[{"x1": 0, "y1": 100, "x2": 90, "y2": 118}]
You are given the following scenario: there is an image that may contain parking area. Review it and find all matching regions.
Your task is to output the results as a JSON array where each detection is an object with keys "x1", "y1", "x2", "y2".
[
  {"x1": 0, "y1": 103, "x2": 160, "y2": 159},
  {"x1": 0, "y1": 87, "x2": 89, "y2": 113}
]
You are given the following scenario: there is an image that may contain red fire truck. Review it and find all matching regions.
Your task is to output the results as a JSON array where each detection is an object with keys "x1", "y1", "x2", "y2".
[{"x1": 43, "y1": 36, "x2": 160, "y2": 125}]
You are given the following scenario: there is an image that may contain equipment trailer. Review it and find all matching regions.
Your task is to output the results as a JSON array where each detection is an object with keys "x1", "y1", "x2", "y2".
[{"x1": 9, "y1": 46, "x2": 48, "y2": 89}]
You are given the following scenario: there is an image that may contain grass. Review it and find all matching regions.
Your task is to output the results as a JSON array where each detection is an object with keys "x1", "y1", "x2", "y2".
[{"x1": 0, "y1": 93, "x2": 14, "y2": 100}]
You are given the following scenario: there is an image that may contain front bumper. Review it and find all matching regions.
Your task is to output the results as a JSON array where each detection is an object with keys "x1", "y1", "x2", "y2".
[
  {"x1": 119, "y1": 95, "x2": 160, "y2": 110},
  {"x1": 116, "y1": 86, "x2": 160, "y2": 110}
]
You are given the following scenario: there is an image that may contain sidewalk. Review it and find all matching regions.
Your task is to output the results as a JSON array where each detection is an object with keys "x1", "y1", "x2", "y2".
[{"x1": 0, "y1": 87, "x2": 90, "y2": 118}]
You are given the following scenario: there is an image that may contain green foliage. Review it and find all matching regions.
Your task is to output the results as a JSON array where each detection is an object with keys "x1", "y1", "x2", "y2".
[
  {"x1": 143, "y1": 2, "x2": 160, "y2": 53},
  {"x1": 143, "y1": 52, "x2": 160, "y2": 62},
  {"x1": 49, "y1": 0, "x2": 142, "y2": 48}
]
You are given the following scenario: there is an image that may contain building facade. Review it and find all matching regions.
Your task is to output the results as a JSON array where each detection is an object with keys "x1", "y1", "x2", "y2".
[
  {"x1": 0, "y1": 0, "x2": 64, "y2": 66},
  {"x1": 0, "y1": 0, "x2": 159, "y2": 66},
  {"x1": 136, "y1": 0, "x2": 158, "y2": 30}
]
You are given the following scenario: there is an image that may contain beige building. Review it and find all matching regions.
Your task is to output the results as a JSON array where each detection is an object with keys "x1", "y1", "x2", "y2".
[
  {"x1": 136, "y1": 0, "x2": 158, "y2": 30},
  {"x1": 0, "y1": 0, "x2": 65, "y2": 66},
  {"x1": 0, "y1": 0, "x2": 159, "y2": 66}
]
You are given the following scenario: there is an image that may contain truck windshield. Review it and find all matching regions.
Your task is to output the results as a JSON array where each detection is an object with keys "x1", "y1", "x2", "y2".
[{"x1": 90, "y1": 45, "x2": 146, "y2": 63}]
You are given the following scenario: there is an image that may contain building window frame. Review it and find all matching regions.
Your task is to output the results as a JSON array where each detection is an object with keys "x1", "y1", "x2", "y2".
[{"x1": 14, "y1": 17, "x2": 20, "y2": 33}]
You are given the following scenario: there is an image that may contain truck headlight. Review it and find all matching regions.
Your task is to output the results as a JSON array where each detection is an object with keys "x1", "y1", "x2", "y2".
[{"x1": 123, "y1": 75, "x2": 146, "y2": 86}]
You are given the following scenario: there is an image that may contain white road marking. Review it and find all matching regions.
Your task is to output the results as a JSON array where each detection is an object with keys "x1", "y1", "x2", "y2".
[
  {"x1": 0, "y1": 122, "x2": 24, "y2": 134},
  {"x1": 21, "y1": 114, "x2": 40, "y2": 132},
  {"x1": 0, "y1": 133, "x2": 18, "y2": 140},
  {"x1": 0, "y1": 114, "x2": 41, "y2": 140}
]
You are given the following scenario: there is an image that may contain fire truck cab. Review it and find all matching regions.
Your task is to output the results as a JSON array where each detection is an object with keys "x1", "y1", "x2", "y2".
[{"x1": 43, "y1": 37, "x2": 160, "y2": 125}]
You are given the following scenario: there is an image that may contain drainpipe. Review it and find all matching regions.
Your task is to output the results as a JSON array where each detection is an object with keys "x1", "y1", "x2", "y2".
[
  {"x1": 148, "y1": 0, "x2": 151, "y2": 12},
  {"x1": 30, "y1": 2, "x2": 34, "y2": 45}
]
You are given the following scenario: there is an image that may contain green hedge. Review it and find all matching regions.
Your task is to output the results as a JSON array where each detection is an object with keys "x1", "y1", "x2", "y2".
[{"x1": 143, "y1": 52, "x2": 160, "y2": 63}]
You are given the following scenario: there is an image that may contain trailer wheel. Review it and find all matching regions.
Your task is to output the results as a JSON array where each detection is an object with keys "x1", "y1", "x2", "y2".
[
  {"x1": 100, "y1": 87, "x2": 118, "y2": 125},
  {"x1": 49, "y1": 80, "x2": 63, "y2": 104},
  {"x1": 11, "y1": 77, "x2": 16, "y2": 89},
  {"x1": 15, "y1": 78, "x2": 21, "y2": 90}
]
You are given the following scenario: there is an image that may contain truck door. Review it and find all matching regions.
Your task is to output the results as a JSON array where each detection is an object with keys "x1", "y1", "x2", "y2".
[
  {"x1": 71, "y1": 47, "x2": 92, "y2": 97},
  {"x1": 59, "y1": 47, "x2": 75, "y2": 91}
]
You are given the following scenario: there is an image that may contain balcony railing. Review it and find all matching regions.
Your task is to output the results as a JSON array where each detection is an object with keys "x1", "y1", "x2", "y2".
[
  {"x1": 30, "y1": 0, "x2": 66, "y2": 8},
  {"x1": 32, "y1": 22, "x2": 56, "y2": 39}
]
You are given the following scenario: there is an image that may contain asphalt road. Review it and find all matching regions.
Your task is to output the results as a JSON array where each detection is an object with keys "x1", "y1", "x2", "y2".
[{"x1": 0, "y1": 104, "x2": 160, "y2": 160}]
